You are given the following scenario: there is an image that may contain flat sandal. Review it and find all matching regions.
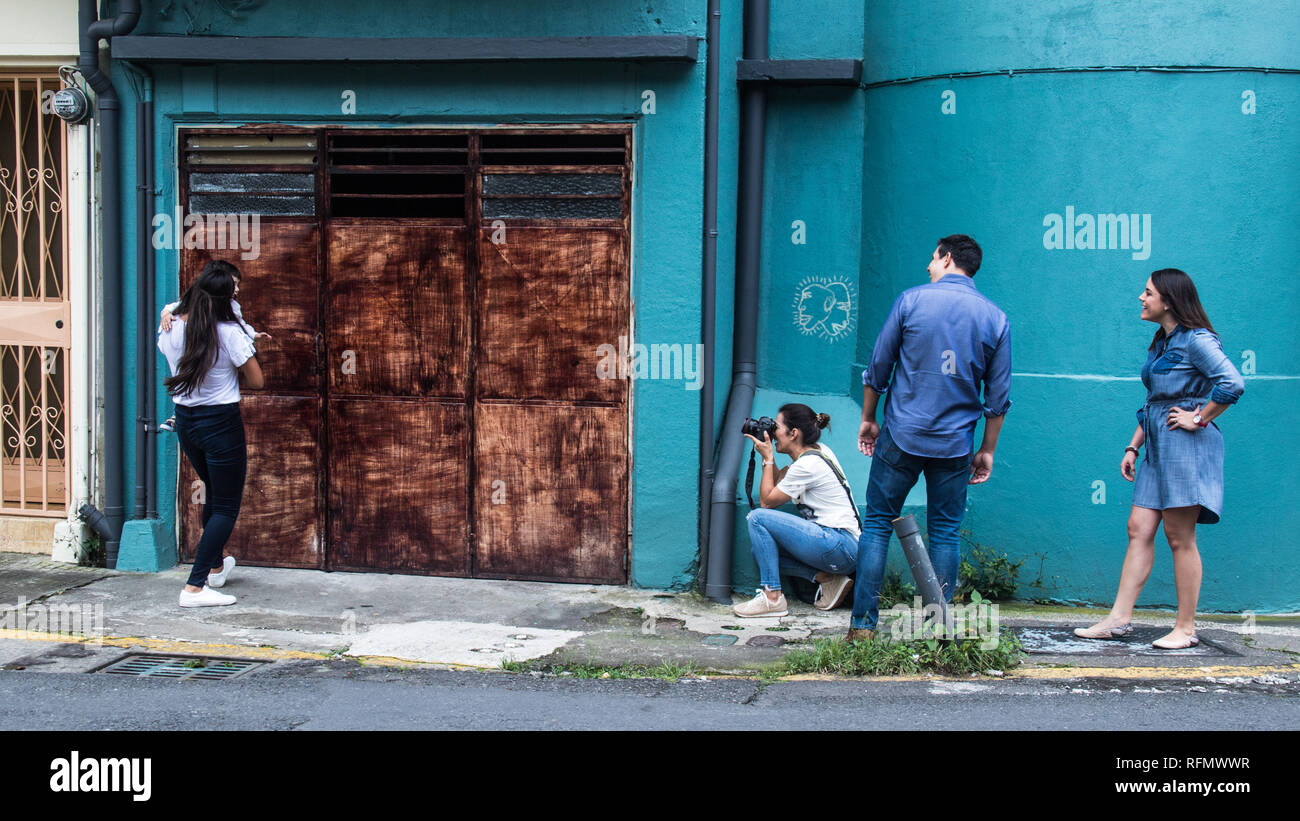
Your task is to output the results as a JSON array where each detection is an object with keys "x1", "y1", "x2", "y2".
[
  {"x1": 1151, "y1": 632, "x2": 1199, "y2": 650},
  {"x1": 1073, "y1": 622, "x2": 1134, "y2": 640}
]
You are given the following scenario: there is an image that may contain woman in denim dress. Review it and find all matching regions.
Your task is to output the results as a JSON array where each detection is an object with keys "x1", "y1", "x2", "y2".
[{"x1": 1076, "y1": 269, "x2": 1244, "y2": 649}]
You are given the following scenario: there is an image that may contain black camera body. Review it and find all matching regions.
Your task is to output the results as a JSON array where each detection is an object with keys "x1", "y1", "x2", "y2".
[{"x1": 742, "y1": 416, "x2": 777, "y2": 440}]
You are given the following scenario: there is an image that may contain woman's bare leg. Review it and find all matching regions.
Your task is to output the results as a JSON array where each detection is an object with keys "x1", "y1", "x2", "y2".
[
  {"x1": 1079, "y1": 506, "x2": 1161, "y2": 632},
  {"x1": 1156, "y1": 505, "x2": 1201, "y2": 644}
]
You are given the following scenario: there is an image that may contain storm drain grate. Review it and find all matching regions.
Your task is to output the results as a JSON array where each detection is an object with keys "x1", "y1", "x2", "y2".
[{"x1": 97, "y1": 654, "x2": 264, "y2": 681}]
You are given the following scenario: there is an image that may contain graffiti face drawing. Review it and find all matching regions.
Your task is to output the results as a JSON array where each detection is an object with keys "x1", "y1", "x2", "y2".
[{"x1": 793, "y1": 275, "x2": 855, "y2": 341}]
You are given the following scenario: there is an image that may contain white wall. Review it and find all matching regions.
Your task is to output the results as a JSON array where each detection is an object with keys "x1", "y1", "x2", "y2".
[{"x1": 0, "y1": 0, "x2": 79, "y2": 65}]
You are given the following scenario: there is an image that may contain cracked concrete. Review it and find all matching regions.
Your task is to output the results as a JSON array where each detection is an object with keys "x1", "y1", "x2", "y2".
[{"x1": 2, "y1": 552, "x2": 1298, "y2": 682}]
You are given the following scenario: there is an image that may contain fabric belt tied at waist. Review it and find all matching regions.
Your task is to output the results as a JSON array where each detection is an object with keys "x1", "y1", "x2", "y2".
[{"x1": 1140, "y1": 397, "x2": 1207, "y2": 463}]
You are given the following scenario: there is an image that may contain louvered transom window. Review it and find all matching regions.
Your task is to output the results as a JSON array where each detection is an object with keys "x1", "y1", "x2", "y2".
[
  {"x1": 180, "y1": 127, "x2": 630, "y2": 222},
  {"x1": 183, "y1": 132, "x2": 318, "y2": 215},
  {"x1": 327, "y1": 132, "x2": 468, "y2": 219},
  {"x1": 480, "y1": 131, "x2": 627, "y2": 222}
]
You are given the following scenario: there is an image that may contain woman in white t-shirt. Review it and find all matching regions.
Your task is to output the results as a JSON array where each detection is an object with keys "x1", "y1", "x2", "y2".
[
  {"x1": 157, "y1": 260, "x2": 264, "y2": 608},
  {"x1": 735, "y1": 403, "x2": 861, "y2": 618}
]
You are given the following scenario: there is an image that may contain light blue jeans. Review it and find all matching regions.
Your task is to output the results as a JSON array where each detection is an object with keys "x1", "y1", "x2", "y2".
[{"x1": 746, "y1": 508, "x2": 858, "y2": 592}]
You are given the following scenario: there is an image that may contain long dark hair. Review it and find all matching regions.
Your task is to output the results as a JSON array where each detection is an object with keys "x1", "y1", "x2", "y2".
[
  {"x1": 780, "y1": 403, "x2": 830, "y2": 446},
  {"x1": 1148, "y1": 268, "x2": 1216, "y2": 350},
  {"x1": 164, "y1": 260, "x2": 241, "y2": 397}
]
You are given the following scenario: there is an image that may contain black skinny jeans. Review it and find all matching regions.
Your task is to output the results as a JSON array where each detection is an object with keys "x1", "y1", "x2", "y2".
[{"x1": 174, "y1": 402, "x2": 246, "y2": 588}]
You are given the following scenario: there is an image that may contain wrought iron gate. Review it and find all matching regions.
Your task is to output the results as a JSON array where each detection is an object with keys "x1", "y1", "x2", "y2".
[{"x1": 0, "y1": 74, "x2": 70, "y2": 517}]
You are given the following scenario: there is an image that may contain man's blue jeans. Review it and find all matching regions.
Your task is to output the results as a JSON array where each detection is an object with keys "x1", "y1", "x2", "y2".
[
  {"x1": 746, "y1": 508, "x2": 858, "y2": 592},
  {"x1": 849, "y1": 426, "x2": 972, "y2": 630}
]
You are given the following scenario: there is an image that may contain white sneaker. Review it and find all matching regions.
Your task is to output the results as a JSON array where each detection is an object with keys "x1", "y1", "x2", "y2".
[
  {"x1": 207, "y1": 556, "x2": 236, "y2": 588},
  {"x1": 179, "y1": 586, "x2": 236, "y2": 607},
  {"x1": 732, "y1": 588, "x2": 788, "y2": 618}
]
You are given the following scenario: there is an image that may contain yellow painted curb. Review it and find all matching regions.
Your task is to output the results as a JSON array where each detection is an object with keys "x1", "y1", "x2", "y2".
[
  {"x1": 1, "y1": 628, "x2": 321, "y2": 663},
  {"x1": 1009, "y1": 663, "x2": 1300, "y2": 681},
  {"x1": 0, "y1": 628, "x2": 493, "y2": 670}
]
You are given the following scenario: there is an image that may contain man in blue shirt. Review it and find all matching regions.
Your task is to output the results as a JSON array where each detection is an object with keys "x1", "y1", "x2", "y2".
[{"x1": 847, "y1": 235, "x2": 1011, "y2": 641}]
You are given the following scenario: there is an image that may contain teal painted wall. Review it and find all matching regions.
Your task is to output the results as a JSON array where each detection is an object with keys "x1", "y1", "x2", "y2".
[
  {"x1": 851, "y1": 0, "x2": 1300, "y2": 611},
  {"x1": 105, "y1": 1, "x2": 1300, "y2": 610},
  {"x1": 109, "y1": 0, "x2": 709, "y2": 590}
]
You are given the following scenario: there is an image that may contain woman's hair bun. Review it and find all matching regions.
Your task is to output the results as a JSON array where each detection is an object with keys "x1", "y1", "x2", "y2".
[{"x1": 815, "y1": 412, "x2": 830, "y2": 430}]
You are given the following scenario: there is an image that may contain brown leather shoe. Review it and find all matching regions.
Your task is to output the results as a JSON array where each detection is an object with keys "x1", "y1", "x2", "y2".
[{"x1": 844, "y1": 628, "x2": 876, "y2": 643}]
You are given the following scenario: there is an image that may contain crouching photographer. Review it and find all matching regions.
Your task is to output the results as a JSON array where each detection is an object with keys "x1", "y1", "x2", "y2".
[{"x1": 736, "y1": 403, "x2": 862, "y2": 618}]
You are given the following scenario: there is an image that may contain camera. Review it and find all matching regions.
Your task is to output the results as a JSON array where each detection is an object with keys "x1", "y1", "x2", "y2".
[{"x1": 742, "y1": 416, "x2": 777, "y2": 440}]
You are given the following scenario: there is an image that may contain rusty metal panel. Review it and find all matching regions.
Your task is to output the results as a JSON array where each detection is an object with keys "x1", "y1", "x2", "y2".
[
  {"x1": 327, "y1": 398, "x2": 469, "y2": 574},
  {"x1": 476, "y1": 227, "x2": 628, "y2": 403},
  {"x1": 180, "y1": 221, "x2": 320, "y2": 395},
  {"x1": 326, "y1": 222, "x2": 470, "y2": 398},
  {"x1": 179, "y1": 394, "x2": 324, "y2": 568},
  {"x1": 473, "y1": 402, "x2": 627, "y2": 583}
]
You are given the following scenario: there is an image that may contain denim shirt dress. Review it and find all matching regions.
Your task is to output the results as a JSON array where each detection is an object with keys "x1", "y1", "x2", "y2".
[{"x1": 1133, "y1": 326, "x2": 1245, "y2": 523}]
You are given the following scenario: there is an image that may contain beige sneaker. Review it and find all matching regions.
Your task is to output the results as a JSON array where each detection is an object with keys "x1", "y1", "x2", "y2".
[
  {"x1": 733, "y1": 588, "x2": 788, "y2": 618},
  {"x1": 814, "y1": 575, "x2": 853, "y2": 610}
]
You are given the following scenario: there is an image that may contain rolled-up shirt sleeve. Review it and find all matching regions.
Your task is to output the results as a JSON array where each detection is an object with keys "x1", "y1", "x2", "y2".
[
  {"x1": 863, "y1": 294, "x2": 905, "y2": 393},
  {"x1": 1187, "y1": 329, "x2": 1244, "y2": 405},
  {"x1": 981, "y1": 320, "x2": 1012, "y2": 417}
]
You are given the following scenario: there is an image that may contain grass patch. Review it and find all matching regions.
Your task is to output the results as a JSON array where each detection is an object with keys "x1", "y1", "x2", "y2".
[
  {"x1": 776, "y1": 632, "x2": 1025, "y2": 677},
  {"x1": 500, "y1": 656, "x2": 703, "y2": 682}
]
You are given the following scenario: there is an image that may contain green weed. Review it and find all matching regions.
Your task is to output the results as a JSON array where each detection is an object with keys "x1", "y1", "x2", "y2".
[
  {"x1": 877, "y1": 570, "x2": 917, "y2": 609},
  {"x1": 79, "y1": 533, "x2": 106, "y2": 568},
  {"x1": 956, "y1": 543, "x2": 1023, "y2": 602}
]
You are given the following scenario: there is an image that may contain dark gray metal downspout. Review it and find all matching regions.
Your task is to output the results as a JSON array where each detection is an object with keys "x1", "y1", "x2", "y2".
[
  {"x1": 696, "y1": 0, "x2": 720, "y2": 588},
  {"x1": 145, "y1": 93, "x2": 157, "y2": 518},
  {"x1": 131, "y1": 59, "x2": 156, "y2": 521},
  {"x1": 132, "y1": 94, "x2": 146, "y2": 520},
  {"x1": 705, "y1": 0, "x2": 767, "y2": 603},
  {"x1": 80, "y1": 0, "x2": 142, "y2": 567}
]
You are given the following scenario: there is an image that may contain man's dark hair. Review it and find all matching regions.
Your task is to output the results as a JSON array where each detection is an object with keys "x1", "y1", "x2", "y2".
[{"x1": 937, "y1": 234, "x2": 982, "y2": 277}]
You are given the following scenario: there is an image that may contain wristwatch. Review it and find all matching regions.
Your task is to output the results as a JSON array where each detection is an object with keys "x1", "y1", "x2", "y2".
[{"x1": 1193, "y1": 413, "x2": 1208, "y2": 428}]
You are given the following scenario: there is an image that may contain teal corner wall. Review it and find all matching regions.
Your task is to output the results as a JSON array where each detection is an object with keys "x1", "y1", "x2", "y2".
[{"x1": 853, "y1": 0, "x2": 1300, "y2": 611}]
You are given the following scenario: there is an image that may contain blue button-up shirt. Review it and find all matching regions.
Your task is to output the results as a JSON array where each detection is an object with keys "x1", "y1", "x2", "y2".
[
  {"x1": 1136, "y1": 324, "x2": 1245, "y2": 424},
  {"x1": 863, "y1": 273, "x2": 1012, "y2": 458}
]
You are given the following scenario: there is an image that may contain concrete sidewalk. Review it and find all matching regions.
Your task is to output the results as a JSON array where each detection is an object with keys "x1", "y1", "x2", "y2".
[{"x1": 2, "y1": 552, "x2": 1298, "y2": 682}]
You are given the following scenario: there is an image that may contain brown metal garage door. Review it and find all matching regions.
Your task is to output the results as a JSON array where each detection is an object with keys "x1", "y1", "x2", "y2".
[{"x1": 177, "y1": 126, "x2": 630, "y2": 583}]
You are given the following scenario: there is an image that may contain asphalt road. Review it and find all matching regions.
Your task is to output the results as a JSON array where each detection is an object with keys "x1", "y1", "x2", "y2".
[{"x1": 3, "y1": 659, "x2": 1299, "y2": 731}]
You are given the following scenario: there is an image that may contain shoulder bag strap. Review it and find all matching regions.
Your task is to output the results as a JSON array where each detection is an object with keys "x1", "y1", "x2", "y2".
[{"x1": 797, "y1": 450, "x2": 862, "y2": 530}]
